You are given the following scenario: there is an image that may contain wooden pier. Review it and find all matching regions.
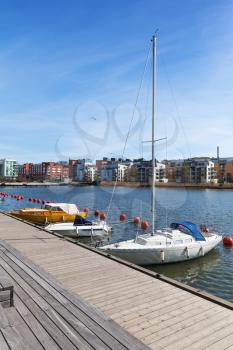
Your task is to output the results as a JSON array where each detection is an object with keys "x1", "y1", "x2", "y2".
[{"x1": 0, "y1": 212, "x2": 233, "y2": 349}]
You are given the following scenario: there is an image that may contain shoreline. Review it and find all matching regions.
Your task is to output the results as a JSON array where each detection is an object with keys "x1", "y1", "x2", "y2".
[{"x1": 1, "y1": 181, "x2": 233, "y2": 189}]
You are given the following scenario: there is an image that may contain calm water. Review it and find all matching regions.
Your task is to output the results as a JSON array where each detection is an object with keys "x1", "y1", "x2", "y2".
[{"x1": 1, "y1": 185, "x2": 233, "y2": 302}]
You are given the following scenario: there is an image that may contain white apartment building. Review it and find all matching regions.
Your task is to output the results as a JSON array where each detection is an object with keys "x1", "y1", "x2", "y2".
[
  {"x1": 188, "y1": 158, "x2": 217, "y2": 184},
  {"x1": 101, "y1": 163, "x2": 128, "y2": 182},
  {"x1": 154, "y1": 162, "x2": 168, "y2": 183},
  {"x1": 0, "y1": 159, "x2": 17, "y2": 178},
  {"x1": 136, "y1": 160, "x2": 168, "y2": 183},
  {"x1": 74, "y1": 159, "x2": 97, "y2": 183}
]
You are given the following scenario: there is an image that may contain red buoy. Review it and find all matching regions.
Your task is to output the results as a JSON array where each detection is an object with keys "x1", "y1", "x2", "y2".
[
  {"x1": 100, "y1": 212, "x2": 107, "y2": 220},
  {"x1": 94, "y1": 209, "x2": 100, "y2": 217},
  {"x1": 29, "y1": 197, "x2": 32, "y2": 202},
  {"x1": 17, "y1": 196, "x2": 20, "y2": 201},
  {"x1": 141, "y1": 220, "x2": 149, "y2": 230},
  {"x1": 37, "y1": 199, "x2": 41, "y2": 203},
  {"x1": 133, "y1": 216, "x2": 141, "y2": 225},
  {"x1": 120, "y1": 213, "x2": 126, "y2": 222},
  {"x1": 21, "y1": 196, "x2": 24, "y2": 200},
  {"x1": 33, "y1": 198, "x2": 36, "y2": 203},
  {"x1": 223, "y1": 235, "x2": 233, "y2": 246}
]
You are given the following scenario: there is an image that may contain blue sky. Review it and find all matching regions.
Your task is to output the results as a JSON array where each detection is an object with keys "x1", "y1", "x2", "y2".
[{"x1": 0, "y1": 0, "x2": 233, "y2": 163}]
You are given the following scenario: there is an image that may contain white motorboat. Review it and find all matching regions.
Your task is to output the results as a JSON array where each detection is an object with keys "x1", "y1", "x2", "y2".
[
  {"x1": 100, "y1": 34, "x2": 222, "y2": 265},
  {"x1": 46, "y1": 215, "x2": 111, "y2": 237}
]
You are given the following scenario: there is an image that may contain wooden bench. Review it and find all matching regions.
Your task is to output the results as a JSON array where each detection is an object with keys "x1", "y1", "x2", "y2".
[{"x1": 0, "y1": 277, "x2": 13, "y2": 308}]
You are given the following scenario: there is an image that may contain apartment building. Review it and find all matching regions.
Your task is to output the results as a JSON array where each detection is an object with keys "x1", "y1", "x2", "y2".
[
  {"x1": 74, "y1": 159, "x2": 97, "y2": 183},
  {"x1": 18, "y1": 162, "x2": 69, "y2": 181},
  {"x1": 0, "y1": 159, "x2": 17, "y2": 178},
  {"x1": 134, "y1": 159, "x2": 168, "y2": 183},
  {"x1": 212, "y1": 157, "x2": 233, "y2": 182},
  {"x1": 165, "y1": 158, "x2": 217, "y2": 183}
]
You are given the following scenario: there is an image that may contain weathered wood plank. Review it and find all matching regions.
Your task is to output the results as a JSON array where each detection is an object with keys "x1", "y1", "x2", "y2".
[
  {"x1": 155, "y1": 309, "x2": 233, "y2": 349},
  {"x1": 14, "y1": 294, "x2": 61, "y2": 350},
  {"x1": 0, "y1": 256, "x2": 105, "y2": 350},
  {"x1": 0, "y1": 244, "x2": 150, "y2": 350},
  {"x1": 0, "y1": 331, "x2": 10, "y2": 350}
]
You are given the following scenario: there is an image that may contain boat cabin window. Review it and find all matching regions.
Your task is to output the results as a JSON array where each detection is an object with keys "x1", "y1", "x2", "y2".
[
  {"x1": 175, "y1": 240, "x2": 183, "y2": 244},
  {"x1": 51, "y1": 207, "x2": 63, "y2": 211},
  {"x1": 44, "y1": 205, "x2": 63, "y2": 212},
  {"x1": 44, "y1": 205, "x2": 52, "y2": 210}
]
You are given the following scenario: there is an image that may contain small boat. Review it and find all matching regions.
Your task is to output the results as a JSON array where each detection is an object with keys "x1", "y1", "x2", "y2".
[
  {"x1": 100, "y1": 34, "x2": 222, "y2": 265},
  {"x1": 9, "y1": 203, "x2": 87, "y2": 225},
  {"x1": 45, "y1": 215, "x2": 111, "y2": 237}
]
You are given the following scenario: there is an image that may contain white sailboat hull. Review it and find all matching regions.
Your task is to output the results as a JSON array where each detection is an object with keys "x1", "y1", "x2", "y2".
[{"x1": 101, "y1": 233, "x2": 222, "y2": 266}]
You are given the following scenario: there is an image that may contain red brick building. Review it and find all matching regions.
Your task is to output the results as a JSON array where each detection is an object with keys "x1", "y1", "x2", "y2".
[
  {"x1": 18, "y1": 162, "x2": 69, "y2": 181},
  {"x1": 69, "y1": 159, "x2": 78, "y2": 180}
]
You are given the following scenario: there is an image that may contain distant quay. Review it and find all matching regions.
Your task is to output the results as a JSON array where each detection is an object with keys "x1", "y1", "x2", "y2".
[
  {"x1": 0, "y1": 181, "x2": 68, "y2": 186},
  {"x1": 1, "y1": 180, "x2": 233, "y2": 189},
  {"x1": 100, "y1": 181, "x2": 233, "y2": 189}
]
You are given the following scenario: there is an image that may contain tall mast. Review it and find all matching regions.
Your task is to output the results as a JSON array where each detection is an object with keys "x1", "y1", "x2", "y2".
[{"x1": 151, "y1": 34, "x2": 156, "y2": 236}]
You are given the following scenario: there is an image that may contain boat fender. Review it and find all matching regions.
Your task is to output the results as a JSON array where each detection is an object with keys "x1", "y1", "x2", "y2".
[
  {"x1": 185, "y1": 247, "x2": 189, "y2": 258},
  {"x1": 133, "y1": 216, "x2": 141, "y2": 225},
  {"x1": 120, "y1": 213, "x2": 126, "y2": 222},
  {"x1": 223, "y1": 235, "x2": 233, "y2": 246},
  {"x1": 199, "y1": 246, "x2": 204, "y2": 256},
  {"x1": 100, "y1": 212, "x2": 107, "y2": 220},
  {"x1": 160, "y1": 250, "x2": 165, "y2": 262},
  {"x1": 141, "y1": 220, "x2": 149, "y2": 230}
]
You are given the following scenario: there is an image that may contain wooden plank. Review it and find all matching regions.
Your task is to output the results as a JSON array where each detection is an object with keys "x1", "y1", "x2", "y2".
[
  {"x1": 0, "y1": 240, "x2": 150, "y2": 350},
  {"x1": 14, "y1": 294, "x2": 62, "y2": 350},
  {"x1": 0, "y1": 257, "x2": 104, "y2": 350},
  {"x1": 204, "y1": 331, "x2": 233, "y2": 350},
  {"x1": 0, "y1": 331, "x2": 10, "y2": 350},
  {"x1": 183, "y1": 319, "x2": 233, "y2": 349},
  {"x1": 2, "y1": 307, "x2": 45, "y2": 350},
  {"x1": 155, "y1": 309, "x2": 232, "y2": 349},
  {"x1": 0, "y1": 305, "x2": 10, "y2": 328},
  {"x1": 1, "y1": 325, "x2": 32, "y2": 350},
  {"x1": 0, "y1": 250, "x2": 139, "y2": 350},
  {"x1": 0, "y1": 276, "x2": 13, "y2": 307}
]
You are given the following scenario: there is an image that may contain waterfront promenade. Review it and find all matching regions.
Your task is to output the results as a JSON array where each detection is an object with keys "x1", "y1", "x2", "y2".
[{"x1": 0, "y1": 213, "x2": 233, "y2": 349}]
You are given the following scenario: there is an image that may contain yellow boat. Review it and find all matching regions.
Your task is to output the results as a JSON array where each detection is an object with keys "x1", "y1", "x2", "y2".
[{"x1": 9, "y1": 202, "x2": 87, "y2": 225}]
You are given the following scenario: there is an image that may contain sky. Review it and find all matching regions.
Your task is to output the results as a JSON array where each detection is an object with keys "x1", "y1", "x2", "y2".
[{"x1": 0, "y1": 0, "x2": 233, "y2": 163}]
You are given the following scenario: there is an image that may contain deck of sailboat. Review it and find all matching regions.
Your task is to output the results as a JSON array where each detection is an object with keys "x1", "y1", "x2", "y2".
[{"x1": 0, "y1": 212, "x2": 233, "y2": 349}]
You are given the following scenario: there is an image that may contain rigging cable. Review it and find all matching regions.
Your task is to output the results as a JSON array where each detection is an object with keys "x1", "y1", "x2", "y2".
[{"x1": 106, "y1": 41, "x2": 151, "y2": 217}]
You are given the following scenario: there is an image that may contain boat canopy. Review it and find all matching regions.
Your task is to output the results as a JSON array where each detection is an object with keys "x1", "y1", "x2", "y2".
[
  {"x1": 170, "y1": 221, "x2": 206, "y2": 241},
  {"x1": 74, "y1": 215, "x2": 93, "y2": 226},
  {"x1": 45, "y1": 203, "x2": 79, "y2": 214}
]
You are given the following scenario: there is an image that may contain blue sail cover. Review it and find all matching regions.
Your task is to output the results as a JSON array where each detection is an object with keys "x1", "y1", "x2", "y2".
[{"x1": 170, "y1": 221, "x2": 206, "y2": 241}]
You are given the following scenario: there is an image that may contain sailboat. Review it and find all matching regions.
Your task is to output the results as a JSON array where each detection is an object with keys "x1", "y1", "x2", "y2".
[{"x1": 100, "y1": 34, "x2": 222, "y2": 265}]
